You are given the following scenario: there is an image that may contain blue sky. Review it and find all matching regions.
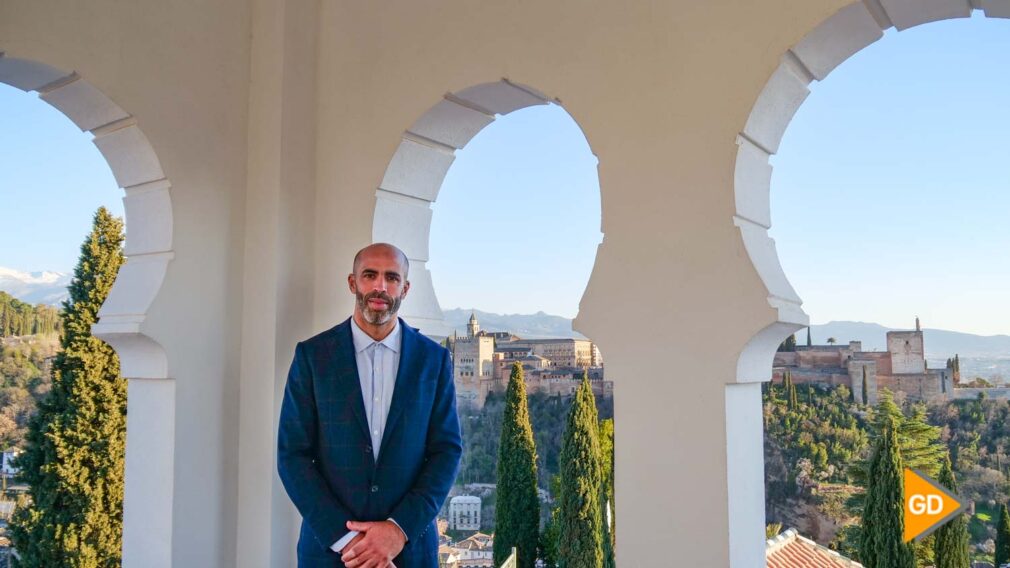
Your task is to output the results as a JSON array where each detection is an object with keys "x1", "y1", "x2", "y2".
[
  {"x1": 428, "y1": 104, "x2": 602, "y2": 318},
  {"x1": 4, "y1": 12, "x2": 1010, "y2": 334},
  {"x1": 770, "y1": 12, "x2": 1010, "y2": 336},
  {"x1": 0, "y1": 82, "x2": 122, "y2": 273}
]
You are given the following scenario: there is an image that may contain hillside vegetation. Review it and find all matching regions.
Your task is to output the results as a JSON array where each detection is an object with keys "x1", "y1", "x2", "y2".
[
  {"x1": 0, "y1": 289, "x2": 63, "y2": 450},
  {"x1": 458, "y1": 390, "x2": 614, "y2": 491},
  {"x1": 764, "y1": 379, "x2": 1010, "y2": 564},
  {"x1": 0, "y1": 334, "x2": 58, "y2": 450}
]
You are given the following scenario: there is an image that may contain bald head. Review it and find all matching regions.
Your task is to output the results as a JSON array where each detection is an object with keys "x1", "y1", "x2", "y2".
[{"x1": 352, "y1": 243, "x2": 409, "y2": 279}]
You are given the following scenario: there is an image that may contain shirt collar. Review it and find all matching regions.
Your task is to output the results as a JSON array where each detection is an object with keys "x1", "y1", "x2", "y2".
[{"x1": 350, "y1": 316, "x2": 401, "y2": 354}]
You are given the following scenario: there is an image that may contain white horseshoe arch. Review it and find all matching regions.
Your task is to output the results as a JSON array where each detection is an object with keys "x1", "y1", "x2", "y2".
[
  {"x1": 729, "y1": 2, "x2": 1010, "y2": 563},
  {"x1": 733, "y1": 0, "x2": 1010, "y2": 381},
  {"x1": 0, "y1": 52, "x2": 176, "y2": 567},
  {"x1": 371, "y1": 79, "x2": 600, "y2": 337}
]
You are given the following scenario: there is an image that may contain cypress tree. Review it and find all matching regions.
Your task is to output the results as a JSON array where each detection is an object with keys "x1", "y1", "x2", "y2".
[
  {"x1": 598, "y1": 418, "x2": 616, "y2": 568},
  {"x1": 860, "y1": 417, "x2": 915, "y2": 568},
  {"x1": 997, "y1": 503, "x2": 1010, "y2": 568},
  {"x1": 785, "y1": 371, "x2": 798, "y2": 410},
  {"x1": 539, "y1": 475, "x2": 562, "y2": 568},
  {"x1": 494, "y1": 362, "x2": 540, "y2": 568},
  {"x1": 783, "y1": 371, "x2": 794, "y2": 409},
  {"x1": 10, "y1": 208, "x2": 126, "y2": 567},
  {"x1": 933, "y1": 452, "x2": 970, "y2": 568},
  {"x1": 558, "y1": 375, "x2": 603, "y2": 568},
  {"x1": 540, "y1": 512, "x2": 560, "y2": 568},
  {"x1": 806, "y1": 327, "x2": 812, "y2": 346},
  {"x1": 862, "y1": 366, "x2": 869, "y2": 405},
  {"x1": 850, "y1": 391, "x2": 946, "y2": 515},
  {"x1": 864, "y1": 392, "x2": 945, "y2": 476}
]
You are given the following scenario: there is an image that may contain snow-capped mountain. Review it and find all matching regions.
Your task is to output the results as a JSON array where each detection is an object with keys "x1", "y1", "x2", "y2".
[{"x1": 0, "y1": 267, "x2": 71, "y2": 305}]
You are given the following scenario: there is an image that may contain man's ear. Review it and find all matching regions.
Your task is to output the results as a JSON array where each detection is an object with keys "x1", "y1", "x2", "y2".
[
  {"x1": 402, "y1": 280, "x2": 410, "y2": 298},
  {"x1": 347, "y1": 273, "x2": 357, "y2": 293}
]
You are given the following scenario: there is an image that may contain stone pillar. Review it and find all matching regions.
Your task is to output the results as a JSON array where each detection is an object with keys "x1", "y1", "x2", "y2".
[{"x1": 236, "y1": 0, "x2": 320, "y2": 565}]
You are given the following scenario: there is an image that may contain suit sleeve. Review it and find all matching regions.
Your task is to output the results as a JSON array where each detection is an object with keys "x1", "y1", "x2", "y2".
[
  {"x1": 277, "y1": 342, "x2": 355, "y2": 549},
  {"x1": 389, "y1": 347, "x2": 463, "y2": 540}
]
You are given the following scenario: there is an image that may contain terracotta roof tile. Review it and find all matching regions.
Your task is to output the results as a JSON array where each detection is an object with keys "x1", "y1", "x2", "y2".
[{"x1": 766, "y1": 529, "x2": 863, "y2": 568}]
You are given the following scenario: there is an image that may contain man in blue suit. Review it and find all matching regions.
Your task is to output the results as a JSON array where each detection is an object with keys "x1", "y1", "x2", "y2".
[{"x1": 278, "y1": 243, "x2": 463, "y2": 567}]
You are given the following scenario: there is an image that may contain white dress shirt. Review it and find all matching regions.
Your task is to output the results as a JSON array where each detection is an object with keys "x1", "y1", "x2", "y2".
[{"x1": 331, "y1": 318, "x2": 405, "y2": 553}]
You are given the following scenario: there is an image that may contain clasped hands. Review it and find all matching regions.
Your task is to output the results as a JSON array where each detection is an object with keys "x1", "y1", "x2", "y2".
[{"x1": 340, "y1": 520, "x2": 406, "y2": 568}]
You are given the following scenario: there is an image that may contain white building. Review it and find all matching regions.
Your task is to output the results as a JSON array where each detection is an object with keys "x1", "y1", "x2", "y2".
[
  {"x1": 447, "y1": 495, "x2": 481, "y2": 531},
  {"x1": 453, "y1": 532, "x2": 494, "y2": 565}
]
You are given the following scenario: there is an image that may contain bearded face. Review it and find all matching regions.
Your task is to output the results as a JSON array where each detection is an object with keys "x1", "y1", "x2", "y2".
[
  {"x1": 355, "y1": 289, "x2": 404, "y2": 325},
  {"x1": 348, "y1": 244, "x2": 410, "y2": 327}
]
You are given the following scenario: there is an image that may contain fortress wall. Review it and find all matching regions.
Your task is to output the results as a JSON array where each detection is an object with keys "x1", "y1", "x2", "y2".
[
  {"x1": 856, "y1": 352, "x2": 892, "y2": 375},
  {"x1": 772, "y1": 369, "x2": 850, "y2": 388},
  {"x1": 796, "y1": 350, "x2": 844, "y2": 369},
  {"x1": 876, "y1": 374, "x2": 943, "y2": 402}
]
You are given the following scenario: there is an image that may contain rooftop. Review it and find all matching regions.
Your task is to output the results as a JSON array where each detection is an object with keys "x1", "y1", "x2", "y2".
[{"x1": 765, "y1": 529, "x2": 863, "y2": 568}]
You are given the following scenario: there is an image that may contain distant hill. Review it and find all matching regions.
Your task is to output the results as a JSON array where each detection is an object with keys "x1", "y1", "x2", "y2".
[
  {"x1": 806, "y1": 321, "x2": 1010, "y2": 358},
  {"x1": 440, "y1": 311, "x2": 1010, "y2": 358},
  {"x1": 0, "y1": 267, "x2": 70, "y2": 305},
  {"x1": 442, "y1": 308, "x2": 585, "y2": 339}
]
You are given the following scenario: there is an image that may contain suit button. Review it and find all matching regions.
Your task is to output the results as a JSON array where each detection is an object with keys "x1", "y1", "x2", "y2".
[
  {"x1": 365, "y1": 445, "x2": 372, "y2": 454},
  {"x1": 371, "y1": 485, "x2": 379, "y2": 493}
]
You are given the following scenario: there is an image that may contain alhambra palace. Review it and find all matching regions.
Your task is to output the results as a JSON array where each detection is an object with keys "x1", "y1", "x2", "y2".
[
  {"x1": 774, "y1": 319, "x2": 1010, "y2": 404},
  {"x1": 448, "y1": 313, "x2": 610, "y2": 409}
]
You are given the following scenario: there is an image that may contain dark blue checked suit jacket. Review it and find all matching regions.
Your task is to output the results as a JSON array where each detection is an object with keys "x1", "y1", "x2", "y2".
[{"x1": 277, "y1": 318, "x2": 463, "y2": 567}]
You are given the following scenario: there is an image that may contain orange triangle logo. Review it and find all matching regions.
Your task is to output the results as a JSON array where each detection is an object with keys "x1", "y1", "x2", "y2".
[{"x1": 904, "y1": 468, "x2": 968, "y2": 542}]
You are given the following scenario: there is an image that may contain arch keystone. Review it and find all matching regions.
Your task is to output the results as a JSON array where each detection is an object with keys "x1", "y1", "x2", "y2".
[{"x1": 454, "y1": 80, "x2": 548, "y2": 116}]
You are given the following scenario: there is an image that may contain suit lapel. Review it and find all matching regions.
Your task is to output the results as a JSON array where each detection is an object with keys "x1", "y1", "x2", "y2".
[
  {"x1": 379, "y1": 320, "x2": 422, "y2": 460},
  {"x1": 334, "y1": 319, "x2": 372, "y2": 444}
]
